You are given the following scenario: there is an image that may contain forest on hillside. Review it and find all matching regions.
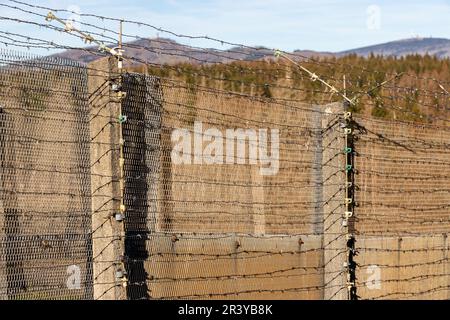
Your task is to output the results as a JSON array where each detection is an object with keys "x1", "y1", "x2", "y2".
[{"x1": 129, "y1": 54, "x2": 450, "y2": 125}]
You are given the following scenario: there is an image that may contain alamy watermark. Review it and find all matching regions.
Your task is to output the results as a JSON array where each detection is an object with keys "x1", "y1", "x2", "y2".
[
  {"x1": 366, "y1": 265, "x2": 382, "y2": 290},
  {"x1": 66, "y1": 265, "x2": 81, "y2": 290},
  {"x1": 366, "y1": 5, "x2": 381, "y2": 31},
  {"x1": 171, "y1": 122, "x2": 280, "y2": 176}
]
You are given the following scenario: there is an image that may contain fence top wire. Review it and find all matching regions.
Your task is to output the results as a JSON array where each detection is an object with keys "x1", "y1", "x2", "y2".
[
  {"x1": 5, "y1": 0, "x2": 450, "y2": 89},
  {"x1": 1, "y1": 0, "x2": 450, "y2": 92},
  {"x1": 0, "y1": 4, "x2": 449, "y2": 133},
  {"x1": 0, "y1": 46, "x2": 87, "y2": 70}
]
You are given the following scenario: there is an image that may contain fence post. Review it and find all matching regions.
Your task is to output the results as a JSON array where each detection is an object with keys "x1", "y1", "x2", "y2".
[
  {"x1": 312, "y1": 105, "x2": 324, "y2": 234},
  {"x1": 0, "y1": 110, "x2": 6, "y2": 300},
  {"x1": 321, "y1": 102, "x2": 348, "y2": 300},
  {"x1": 444, "y1": 234, "x2": 449, "y2": 300},
  {"x1": 344, "y1": 110, "x2": 357, "y2": 300},
  {"x1": 88, "y1": 57, "x2": 127, "y2": 300}
]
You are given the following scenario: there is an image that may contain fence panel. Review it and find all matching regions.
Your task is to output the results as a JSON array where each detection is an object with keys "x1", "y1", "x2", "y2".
[
  {"x1": 353, "y1": 115, "x2": 450, "y2": 300},
  {"x1": 4, "y1": 49, "x2": 450, "y2": 300},
  {"x1": 120, "y1": 74, "x2": 346, "y2": 300},
  {"x1": 0, "y1": 50, "x2": 93, "y2": 300}
]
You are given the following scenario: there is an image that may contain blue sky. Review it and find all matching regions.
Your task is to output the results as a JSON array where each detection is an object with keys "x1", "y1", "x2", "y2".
[{"x1": 1, "y1": 0, "x2": 450, "y2": 53}]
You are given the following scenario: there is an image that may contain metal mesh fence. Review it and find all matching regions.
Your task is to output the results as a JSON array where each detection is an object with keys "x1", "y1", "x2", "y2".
[
  {"x1": 1, "y1": 47, "x2": 450, "y2": 300},
  {"x1": 353, "y1": 115, "x2": 450, "y2": 300},
  {"x1": 120, "y1": 74, "x2": 342, "y2": 300},
  {"x1": 0, "y1": 50, "x2": 93, "y2": 299},
  {"x1": 354, "y1": 116, "x2": 450, "y2": 235}
]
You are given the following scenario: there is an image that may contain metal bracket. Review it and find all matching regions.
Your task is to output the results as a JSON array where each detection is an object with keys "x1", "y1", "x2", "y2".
[
  {"x1": 114, "y1": 213, "x2": 124, "y2": 222},
  {"x1": 344, "y1": 211, "x2": 354, "y2": 219}
]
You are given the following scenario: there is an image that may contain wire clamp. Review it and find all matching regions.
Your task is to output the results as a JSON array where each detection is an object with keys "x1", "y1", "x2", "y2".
[
  {"x1": 118, "y1": 115, "x2": 127, "y2": 124},
  {"x1": 117, "y1": 91, "x2": 127, "y2": 99},
  {"x1": 111, "y1": 83, "x2": 122, "y2": 92},
  {"x1": 98, "y1": 43, "x2": 108, "y2": 53},
  {"x1": 45, "y1": 12, "x2": 56, "y2": 22},
  {"x1": 344, "y1": 211, "x2": 354, "y2": 219},
  {"x1": 84, "y1": 34, "x2": 94, "y2": 44},
  {"x1": 114, "y1": 213, "x2": 124, "y2": 222},
  {"x1": 65, "y1": 21, "x2": 74, "y2": 32},
  {"x1": 115, "y1": 269, "x2": 127, "y2": 280}
]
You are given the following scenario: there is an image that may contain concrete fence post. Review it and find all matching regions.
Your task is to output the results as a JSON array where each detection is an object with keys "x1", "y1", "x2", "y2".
[
  {"x1": 88, "y1": 57, "x2": 126, "y2": 300},
  {"x1": 321, "y1": 102, "x2": 348, "y2": 300}
]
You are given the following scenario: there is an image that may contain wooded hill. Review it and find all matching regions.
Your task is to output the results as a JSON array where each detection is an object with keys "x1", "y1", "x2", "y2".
[{"x1": 128, "y1": 54, "x2": 450, "y2": 124}]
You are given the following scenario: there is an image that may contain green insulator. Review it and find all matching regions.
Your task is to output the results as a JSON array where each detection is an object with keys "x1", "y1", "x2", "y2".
[{"x1": 118, "y1": 115, "x2": 127, "y2": 124}]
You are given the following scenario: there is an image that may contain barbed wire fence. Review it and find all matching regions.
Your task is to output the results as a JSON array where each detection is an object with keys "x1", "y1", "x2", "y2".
[{"x1": 0, "y1": 0, "x2": 449, "y2": 300}]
